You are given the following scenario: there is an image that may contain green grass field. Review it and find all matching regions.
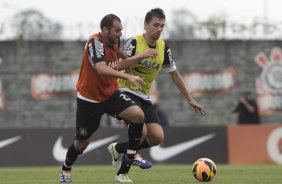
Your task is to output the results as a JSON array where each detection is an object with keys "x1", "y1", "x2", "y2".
[{"x1": 0, "y1": 164, "x2": 281, "y2": 184}]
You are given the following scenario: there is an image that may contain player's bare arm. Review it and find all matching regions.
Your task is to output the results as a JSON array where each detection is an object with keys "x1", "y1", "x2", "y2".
[
  {"x1": 95, "y1": 61, "x2": 144, "y2": 88},
  {"x1": 117, "y1": 48, "x2": 157, "y2": 70},
  {"x1": 169, "y1": 70, "x2": 206, "y2": 115}
]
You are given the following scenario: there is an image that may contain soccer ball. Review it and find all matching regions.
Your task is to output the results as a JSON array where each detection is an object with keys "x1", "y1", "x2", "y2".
[{"x1": 192, "y1": 158, "x2": 217, "y2": 182}]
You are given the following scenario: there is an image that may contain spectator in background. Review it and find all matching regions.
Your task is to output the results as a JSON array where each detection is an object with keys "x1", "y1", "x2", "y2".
[
  {"x1": 230, "y1": 90, "x2": 261, "y2": 124},
  {"x1": 149, "y1": 80, "x2": 169, "y2": 126}
]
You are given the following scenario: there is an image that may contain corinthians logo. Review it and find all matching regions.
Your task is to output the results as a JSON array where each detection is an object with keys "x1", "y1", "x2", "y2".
[{"x1": 255, "y1": 47, "x2": 282, "y2": 114}]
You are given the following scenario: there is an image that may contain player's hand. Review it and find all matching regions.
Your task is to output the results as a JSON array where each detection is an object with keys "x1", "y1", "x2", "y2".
[
  {"x1": 188, "y1": 98, "x2": 206, "y2": 115},
  {"x1": 140, "y1": 48, "x2": 158, "y2": 59},
  {"x1": 126, "y1": 74, "x2": 145, "y2": 88}
]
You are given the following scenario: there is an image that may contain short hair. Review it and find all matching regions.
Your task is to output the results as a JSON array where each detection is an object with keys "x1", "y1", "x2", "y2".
[
  {"x1": 100, "y1": 14, "x2": 121, "y2": 30},
  {"x1": 145, "y1": 8, "x2": 166, "y2": 23}
]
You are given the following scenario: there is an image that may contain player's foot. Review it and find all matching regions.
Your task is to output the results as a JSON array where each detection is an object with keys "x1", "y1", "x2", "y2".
[
  {"x1": 124, "y1": 154, "x2": 152, "y2": 169},
  {"x1": 108, "y1": 142, "x2": 123, "y2": 172},
  {"x1": 115, "y1": 174, "x2": 133, "y2": 182},
  {"x1": 60, "y1": 169, "x2": 72, "y2": 183}
]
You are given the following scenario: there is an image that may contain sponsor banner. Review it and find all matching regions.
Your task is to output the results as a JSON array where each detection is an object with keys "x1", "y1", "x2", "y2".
[
  {"x1": 0, "y1": 92, "x2": 5, "y2": 112},
  {"x1": 0, "y1": 127, "x2": 227, "y2": 166},
  {"x1": 257, "y1": 94, "x2": 282, "y2": 114},
  {"x1": 228, "y1": 125, "x2": 282, "y2": 164},
  {"x1": 149, "y1": 127, "x2": 228, "y2": 164},
  {"x1": 0, "y1": 128, "x2": 125, "y2": 166},
  {"x1": 183, "y1": 68, "x2": 236, "y2": 96},
  {"x1": 30, "y1": 71, "x2": 79, "y2": 100}
]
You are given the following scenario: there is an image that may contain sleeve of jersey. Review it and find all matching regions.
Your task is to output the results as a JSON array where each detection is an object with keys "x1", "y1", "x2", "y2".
[
  {"x1": 163, "y1": 43, "x2": 177, "y2": 73},
  {"x1": 122, "y1": 38, "x2": 136, "y2": 57},
  {"x1": 87, "y1": 38, "x2": 106, "y2": 67}
]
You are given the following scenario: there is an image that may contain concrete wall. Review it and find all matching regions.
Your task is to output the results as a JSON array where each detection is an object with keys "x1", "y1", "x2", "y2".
[{"x1": 0, "y1": 40, "x2": 281, "y2": 128}]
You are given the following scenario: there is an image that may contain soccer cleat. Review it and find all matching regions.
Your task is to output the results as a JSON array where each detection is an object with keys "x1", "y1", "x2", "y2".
[
  {"x1": 124, "y1": 154, "x2": 152, "y2": 169},
  {"x1": 115, "y1": 174, "x2": 133, "y2": 182},
  {"x1": 60, "y1": 169, "x2": 72, "y2": 183},
  {"x1": 108, "y1": 143, "x2": 123, "y2": 172}
]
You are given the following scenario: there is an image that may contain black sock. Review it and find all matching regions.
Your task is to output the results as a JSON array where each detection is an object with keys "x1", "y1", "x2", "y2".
[
  {"x1": 139, "y1": 139, "x2": 151, "y2": 149},
  {"x1": 62, "y1": 143, "x2": 82, "y2": 171},
  {"x1": 127, "y1": 123, "x2": 143, "y2": 152},
  {"x1": 115, "y1": 138, "x2": 151, "y2": 155},
  {"x1": 117, "y1": 154, "x2": 132, "y2": 175},
  {"x1": 127, "y1": 123, "x2": 143, "y2": 159},
  {"x1": 115, "y1": 142, "x2": 128, "y2": 154},
  {"x1": 117, "y1": 123, "x2": 143, "y2": 175},
  {"x1": 117, "y1": 139, "x2": 151, "y2": 175}
]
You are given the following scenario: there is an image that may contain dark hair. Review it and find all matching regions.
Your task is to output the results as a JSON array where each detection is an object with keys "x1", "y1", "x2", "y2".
[
  {"x1": 100, "y1": 14, "x2": 121, "y2": 30},
  {"x1": 145, "y1": 8, "x2": 166, "y2": 23}
]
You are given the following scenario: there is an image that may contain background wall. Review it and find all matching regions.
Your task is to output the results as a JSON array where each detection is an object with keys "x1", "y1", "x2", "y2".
[{"x1": 0, "y1": 40, "x2": 281, "y2": 128}]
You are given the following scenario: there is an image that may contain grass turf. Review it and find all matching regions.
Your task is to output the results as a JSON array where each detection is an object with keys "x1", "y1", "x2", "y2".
[{"x1": 0, "y1": 164, "x2": 281, "y2": 184}]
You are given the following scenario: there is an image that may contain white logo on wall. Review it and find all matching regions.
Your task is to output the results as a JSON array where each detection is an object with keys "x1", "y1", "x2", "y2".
[
  {"x1": 255, "y1": 47, "x2": 282, "y2": 114},
  {"x1": 0, "y1": 136, "x2": 21, "y2": 149},
  {"x1": 267, "y1": 127, "x2": 282, "y2": 164},
  {"x1": 150, "y1": 133, "x2": 215, "y2": 161},
  {"x1": 52, "y1": 135, "x2": 119, "y2": 162}
]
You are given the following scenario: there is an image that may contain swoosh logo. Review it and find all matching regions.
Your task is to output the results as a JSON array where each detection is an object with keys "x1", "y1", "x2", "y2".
[
  {"x1": 52, "y1": 135, "x2": 119, "y2": 162},
  {"x1": 150, "y1": 133, "x2": 215, "y2": 161},
  {"x1": 0, "y1": 136, "x2": 21, "y2": 149}
]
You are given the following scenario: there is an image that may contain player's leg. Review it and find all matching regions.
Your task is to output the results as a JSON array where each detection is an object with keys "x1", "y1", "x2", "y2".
[
  {"x1": 60, "y1": 138, "x2": 91, "y2": 183},
  {"x1": 144, "y1": 123, "x2": 164, "y2": 146},
  {"x1": 115, "y1": 94, "x2": 163, "y2": 151},
  {"x1": 106, "y1": 90, "x2": 145, "y2": 158},
  {"x1": 116, "y1": 124, "x2": 163, "y2": 177},
  {"x1": 108, "y1": 124, "x2": 147, "y2": 172},
  {"x1": 106, "y1": 91, "x2": 152, "y2": 182},
  {"x1": 60, "y1": 97, "x2": 103, "y2": 183},
  {"x1": 113, "y1": 122, "x2": 163, "y2": 156},
  {"x1": 114, "y1": 95, "x2": 159, "y2": 179}
]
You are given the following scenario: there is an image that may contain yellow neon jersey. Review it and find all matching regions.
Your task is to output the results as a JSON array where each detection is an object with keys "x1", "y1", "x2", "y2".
[{"x1": 119, "y1": 34, "x2": 176, "y2": 95}]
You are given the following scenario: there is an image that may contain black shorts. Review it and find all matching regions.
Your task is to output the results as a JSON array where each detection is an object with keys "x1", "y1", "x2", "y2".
[
  {"x1": 75, "y1": 90, "x2": 136, "y2": 140},
  {"x1": 124, "y1": 92, "x2": 160, "y2": 124}
]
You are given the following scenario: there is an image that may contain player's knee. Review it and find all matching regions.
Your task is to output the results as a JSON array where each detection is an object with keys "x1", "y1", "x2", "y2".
[
  {"x1": 142, "y1": 125, "x2": 148, "y2": 138},
  {"x1": 130, "y1": 109, "x2": 144, "y2": 124},
  {"x1": 151, "y1": 137, "x2": 164, "y2": 146},
  {"x1": 74, "y1": 139, "x2": 90, "y2": 152},
  {"x1": 148, "y1": 133, "x2": 164, "y2": 146}
]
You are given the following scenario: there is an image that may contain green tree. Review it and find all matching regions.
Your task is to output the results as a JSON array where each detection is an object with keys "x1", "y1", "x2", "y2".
[
  {"x1": 199, "y1": 14, "x2": 227, "y2": 40},
  {"x1": 11, "y1": 9, "x2": 62, "y2": 40},
  {"x1": 167, "y1": 9, "x2": 198, "y2": 40}
]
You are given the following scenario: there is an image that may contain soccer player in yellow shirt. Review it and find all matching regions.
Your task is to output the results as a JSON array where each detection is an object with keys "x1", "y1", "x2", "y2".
[{"x1": 108, "y1": 8, "x2": 205, "y2": 182}]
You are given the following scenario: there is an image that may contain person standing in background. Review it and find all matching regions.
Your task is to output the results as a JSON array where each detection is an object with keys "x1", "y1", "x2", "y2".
[{"x1": 230, "y1": 90, "x2": 261, "y2": 124}]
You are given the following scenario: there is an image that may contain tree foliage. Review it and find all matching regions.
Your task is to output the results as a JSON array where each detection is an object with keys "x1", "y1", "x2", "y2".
[
  {"x1": 167, "y1": 9, "x2": 197, "y2": 40},
  {"x1": 11, "y1": 9, "x2": 62, "y2": 40},
  {"x1": 167, "y1": 9, "x2": 282, "y2": 40}
]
